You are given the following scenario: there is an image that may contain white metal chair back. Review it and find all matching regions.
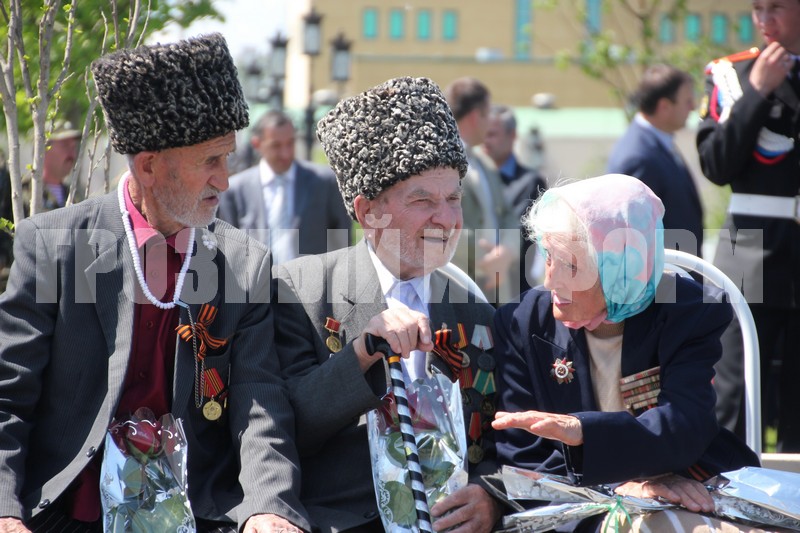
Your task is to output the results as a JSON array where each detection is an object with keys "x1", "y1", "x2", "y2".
[{"x1": 663, "y1": 249, "x2": 761, "y2": 455}]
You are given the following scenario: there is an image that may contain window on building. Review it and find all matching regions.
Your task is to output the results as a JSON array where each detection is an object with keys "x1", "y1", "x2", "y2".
[
  {"x1": 659, "y1": 14, "x2": 675, "y2": 44},
  {"x1": 389, "y1": 8, "x2": 405, "y2": 40},
  {"x1": 362, "y1": 8, "x2": 378, "y2": 40},
  {"x1": 417, "y1": 9, "x2": 432, "y2": 40},
  {"x1": 685, "y1": 13, "x2": 702, "y2": 42},
  {"x1": 711, "y1": 13, "x2": 728, "y2": 44},
  {"x1": 515, "y1": 0, "x2": 532, "y2": 58},
  {"x1": 443, "y1": 10, "x2": 458, "y2": 41},
  {"x1": 738, "y1": 13, "x2": 754, "y2": 44},
  {"x1": 586, "y1": 0, "x2": 602, "y2": 34}
]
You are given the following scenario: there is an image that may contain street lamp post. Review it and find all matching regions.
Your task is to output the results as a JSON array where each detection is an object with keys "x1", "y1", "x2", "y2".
[
  {"x1": 302, "y1": 7, "x2": 323, "y2": 160},
  {"x1": 330, "y1": 32, "x2": 352, "y2": 97},
  {"x1": 268, "y1": 32, "x2": 289, "y2": 109}
]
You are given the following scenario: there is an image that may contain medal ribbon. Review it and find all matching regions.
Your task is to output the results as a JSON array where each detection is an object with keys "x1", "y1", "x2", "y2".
[
  {"x1": 470, "y1": 324, "x2": 493, "y2": 350},
  {"x1": 176, "y1": 304, "x2": 228, "y2": 361},
  {"x1": 203, "y1": 368, "x2": 225, "y2": 398},
  {"x1": 432, "y1": 327, "x2": 463, "y2": 382}
]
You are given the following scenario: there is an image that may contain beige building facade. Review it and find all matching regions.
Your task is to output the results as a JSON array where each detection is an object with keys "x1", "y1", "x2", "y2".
[{"x1": 282, "y1": 0, "x2": 756, "y2": 110}]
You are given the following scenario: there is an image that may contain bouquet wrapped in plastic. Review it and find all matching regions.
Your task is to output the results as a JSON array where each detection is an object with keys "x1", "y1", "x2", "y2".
[
  {"x1": 498, "y1": 465, "x2": 800, "y2": 532},
  {"x1": 367, "y1": 371, "x2": 468, "y2": 532},
  {"x1": 100, "y1": 407, "x2": 195, "y2": 532}
]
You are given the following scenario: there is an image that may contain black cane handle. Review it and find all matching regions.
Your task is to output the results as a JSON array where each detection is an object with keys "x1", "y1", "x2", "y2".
[{"x1": 364, "y1": 333, "x2": 394, "y2": 360}]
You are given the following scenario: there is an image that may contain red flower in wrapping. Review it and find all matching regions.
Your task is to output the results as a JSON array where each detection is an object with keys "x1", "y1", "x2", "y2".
[
  {"x1": 126, "y1": 418, "x2": 162, "y2": 459},
  {"x1": 378, "y1": 390, "x2": 438, "y2": 432}
]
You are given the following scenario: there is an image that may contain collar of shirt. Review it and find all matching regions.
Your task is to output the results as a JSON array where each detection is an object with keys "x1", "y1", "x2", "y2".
[
  {"x1": 259, "y1": 159, "x2": 296, "y2": 186},
  {"x1": 635, "y1": 112, "x2": 675, "y2": 154},
  {"x1": 123, "y1": 172, "x2": 180, "y2": 253},
  {"x1": 366, "y1": 240, "x2": 430, "y2": 308}
]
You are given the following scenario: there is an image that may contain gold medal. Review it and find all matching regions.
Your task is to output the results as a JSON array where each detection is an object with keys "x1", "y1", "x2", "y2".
[
  {"x1": 202, "y1": 399, "x2": 222, "y2": 421},
  {"x1": 324, "y1": 317, "x2": 343, "y2": 353},
  {"x1": 326, "y1": 335, "x2": 343, "y2": 353},
  {"x1": 468, "y1": 443, "x2": 485, "y2": 464}
]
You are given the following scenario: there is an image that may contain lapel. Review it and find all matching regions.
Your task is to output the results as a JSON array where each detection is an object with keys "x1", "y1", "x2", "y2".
[
  {"x1": 171, "y1": 229, "x2": 224, "y2": 419},
  {"x1": 245, "y1": 170, "x2": 267, "y2": 228},
  {"x1": 334, "y1": 241, "x2": 386, "y2": 346},
  {"x1": 292, "y1": 162, "x2": 312, "y2": 228},
  {"x1": 83, "y1": 193, "x2": 137, "y2": 419}
]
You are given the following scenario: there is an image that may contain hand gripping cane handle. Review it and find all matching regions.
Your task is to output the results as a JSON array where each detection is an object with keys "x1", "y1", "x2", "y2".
[{"x1": 364, "y1": 333, "x2": 394, "y2": 360}]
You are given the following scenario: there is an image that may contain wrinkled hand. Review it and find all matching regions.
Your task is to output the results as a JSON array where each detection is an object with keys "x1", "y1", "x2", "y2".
[
  {"x1": 492, "y1": 410, "x2": 584, "y2": 446},
  {"x1": 0, "y1": 518, "x2": 30, "y2": 533},
  {"x1": 352, "y1": 307, "x2": 433, "y2": 372},
  {"x1": 243, "y1": 513, "x2": 304, "y2": 533},
  {"x1": 750, "y1": 41, "x2": 794, "y2": 97},
  {"x1": 430, "y1": 484, "x2": 502, "y2": 533},
  {"x1": 614, "y1": 474, "x2": 714, "y2": 514},
  {"x1": 476, "y1": 241, "x2": 516, "y2": 291}
]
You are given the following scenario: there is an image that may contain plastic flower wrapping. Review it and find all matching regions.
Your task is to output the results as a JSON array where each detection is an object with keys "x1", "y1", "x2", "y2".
[
  {"x1": 367, "y1": 371, "x2": 468, "y2": 532},
  {"x1": 100, "y1": 407, "x2": 196, "y2": 532},
  {"x1": 498, "y1": 465, "x2": 800, "y2": 532}
]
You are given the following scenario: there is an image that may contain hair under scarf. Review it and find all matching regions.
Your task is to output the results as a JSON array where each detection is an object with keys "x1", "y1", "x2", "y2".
[{"x1": 535, "y1": 174, "x2": 665, "y2": 327}]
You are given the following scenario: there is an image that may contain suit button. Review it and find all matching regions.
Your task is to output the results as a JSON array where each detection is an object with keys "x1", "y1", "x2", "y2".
[
  {"x1": 38, "y1": 499, "x2": 51, "y2": 509},
  {"x1": 86, "y1": 446, "x2": 97, "y2": 457},
  {"x1": 363, "y1": 511, "x2": 378, "y2": 519}
]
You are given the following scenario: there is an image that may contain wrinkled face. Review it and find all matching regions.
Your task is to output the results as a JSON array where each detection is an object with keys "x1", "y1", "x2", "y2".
[
  {"x1": 150, "y1": 133, "x2": 235, "y2": 232},
  {"x1": 752, "y1": 0, "x2": 800, "y2": 53},
  {"x1": 541, "y1": 236, "x2": 607, "y2": 325},
  {"x1": 665, "y1": 81, "x2": 696, "y2": 132},
  {"x1": 44, "y1": 136, "x2": 80, "y2": 182},
  {"x1": 253, "y1": 122, "x2": 295, "y2": 175},
  {"x1": 482, "y1": 116, "x2": 515, "y2": 165},
  {"x1": 358, "y1": 168, "x2": 463, "y2": 280}
]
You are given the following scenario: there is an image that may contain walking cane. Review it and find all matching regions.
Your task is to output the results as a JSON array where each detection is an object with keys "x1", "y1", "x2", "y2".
[{"x1": 365, "y1": 333, "x2": 434, "y2": 533}]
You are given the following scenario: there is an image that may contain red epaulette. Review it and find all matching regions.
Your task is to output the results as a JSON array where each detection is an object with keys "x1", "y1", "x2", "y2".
[{"x1": 704, "y1": 47, "x2": 760, "y2": 74}]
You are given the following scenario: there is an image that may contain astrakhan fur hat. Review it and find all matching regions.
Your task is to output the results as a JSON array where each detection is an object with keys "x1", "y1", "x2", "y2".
[
  {"x1": 91, "y1": 33, "x2": 249, "y2": 154},
  {"x1": 317, "y1": 76, "x2": 467, "y2": 219}
]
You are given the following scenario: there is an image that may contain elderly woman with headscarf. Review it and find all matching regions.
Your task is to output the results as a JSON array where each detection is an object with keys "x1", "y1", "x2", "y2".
[{"x1": 491, "y1": 174, "x2": 759, "y2": 529}]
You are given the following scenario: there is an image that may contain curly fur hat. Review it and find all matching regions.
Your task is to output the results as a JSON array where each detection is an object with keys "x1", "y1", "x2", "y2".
[
  {"x1": 91, "y1": 33, "x2": 249, "y2": 154},
  {"x1": 317, "y1": 76, "x2": 467, "y2": 219}
]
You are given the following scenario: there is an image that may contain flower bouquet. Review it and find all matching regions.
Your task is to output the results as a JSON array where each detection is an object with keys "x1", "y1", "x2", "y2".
[
  {"x1": 100, "y1": 407, "x2": 195, "y2": 532},
  {"x1": 498, "y1": 465, "x2": 800, "y2": 532},
  {"x1": 367, "y1": 371, "x2": 468, "y2": 532}
]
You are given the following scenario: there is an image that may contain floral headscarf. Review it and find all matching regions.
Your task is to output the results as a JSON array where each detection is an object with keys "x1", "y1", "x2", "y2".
[{"x1": 534, "y1": 174, "x2": 665, "y2": 326}]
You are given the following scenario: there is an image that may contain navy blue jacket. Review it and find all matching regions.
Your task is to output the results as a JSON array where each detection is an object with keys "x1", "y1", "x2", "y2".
[{"x1": 494, "y1": 274, "x2": 757, "y2": 486}]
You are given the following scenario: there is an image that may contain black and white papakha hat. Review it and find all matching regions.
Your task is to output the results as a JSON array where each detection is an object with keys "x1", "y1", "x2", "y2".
[
  {"x1": 316, "y1": 76, "x2": 468, "y2": 220},
  {"x1": 91, "y1": 33, "x2": 249, "y2": 154}
]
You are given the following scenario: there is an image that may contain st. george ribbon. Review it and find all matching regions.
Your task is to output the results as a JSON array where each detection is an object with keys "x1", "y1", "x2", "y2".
[{"x1": 365, "y1": 333, "x2": 434, "y2": 533}]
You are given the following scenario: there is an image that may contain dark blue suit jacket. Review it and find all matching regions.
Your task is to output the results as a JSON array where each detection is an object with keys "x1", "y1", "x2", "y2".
[
  {"x1": 494, "y1": 274, "x2": 757, "y2": 486},
  {"x1": 608, "y1": 121, "x2": 704, "y2": 257}
]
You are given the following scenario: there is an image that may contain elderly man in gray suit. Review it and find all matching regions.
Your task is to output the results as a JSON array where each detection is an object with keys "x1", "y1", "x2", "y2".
[
  {"x1": 0, "y1": 34, "x2": 308, "y2": 533},
  {"x1": 273, "y1": 77, "x2": 505, "y2": 533},
  {"x1": 217, "y1": 109, "x2": 351, "y2": 265}
]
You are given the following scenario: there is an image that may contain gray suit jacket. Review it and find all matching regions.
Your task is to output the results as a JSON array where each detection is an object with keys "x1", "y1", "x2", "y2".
[
  {"x1": 0, "y1": 192, "x2": 310, "y2": 530},
  {"x1": 272, "y1": 241, "x2": 499, "y2": 532},
  {"x1": 217, "y1": 160, "x2": 351, "y2": 257}
]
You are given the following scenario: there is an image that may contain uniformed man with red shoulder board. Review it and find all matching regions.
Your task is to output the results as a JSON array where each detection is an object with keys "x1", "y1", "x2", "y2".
[{"x1": 696, "y1": 0, "x2": 800, "y2": 452}]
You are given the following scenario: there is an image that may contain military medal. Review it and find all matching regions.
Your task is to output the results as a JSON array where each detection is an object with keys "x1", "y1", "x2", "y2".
[
  {"x1": 324, "y1": 317, "x2": 343, "y2": 353},
  {"x1": 468, "y1": 443, "x2": 485, "y2": 464},
  {"x1": 550, "y1": 357, "x2": 575, "y2": 384},
  {"x1": 202, "y1": 399, "x2": 222, "y2": 421},
  {"x1": 201, "y1": 367, "x2": 226, "y2": 421}
]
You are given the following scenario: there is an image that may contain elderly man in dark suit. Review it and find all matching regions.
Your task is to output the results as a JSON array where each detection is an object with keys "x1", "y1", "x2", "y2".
[
  {"x1": 607, "y1": 64, "x2": 704, "y2": 257},
  {"x1": 273, "y1": 77, "x2": 504, "y2": 533},
  {"x1": 217, "y1": 109, "x2": 351, "y2": 264},
  {"x1": 0, "y1": 34, "x2": 309, "y2": 533}
]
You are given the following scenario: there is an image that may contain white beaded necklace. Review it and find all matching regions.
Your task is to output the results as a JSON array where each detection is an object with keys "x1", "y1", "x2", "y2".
[{"x1": 117, "y1": 174, "x2": 194, "y2": 310}]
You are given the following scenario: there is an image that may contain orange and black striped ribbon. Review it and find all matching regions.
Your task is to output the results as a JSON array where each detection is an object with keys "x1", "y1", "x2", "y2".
[
  {"x1": 176, "y1": 304, "x2": 228, "y2": 361},
  {"x1": 432, "y1": 327, "x2": 463, "y2": 382}
]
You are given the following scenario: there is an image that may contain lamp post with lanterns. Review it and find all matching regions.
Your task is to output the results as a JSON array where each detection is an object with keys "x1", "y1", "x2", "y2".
[
  {"x1": 302, "y1": 7, "x2": 323, "y2": 160},
  {"x1": 330, "y1": 32, "x2": 352, "y2": 97}
]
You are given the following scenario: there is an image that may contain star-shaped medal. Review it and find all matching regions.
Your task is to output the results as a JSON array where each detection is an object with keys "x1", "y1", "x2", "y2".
[{"x1": 550, "y1": 357, "x2": 575, "y2": 384}]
